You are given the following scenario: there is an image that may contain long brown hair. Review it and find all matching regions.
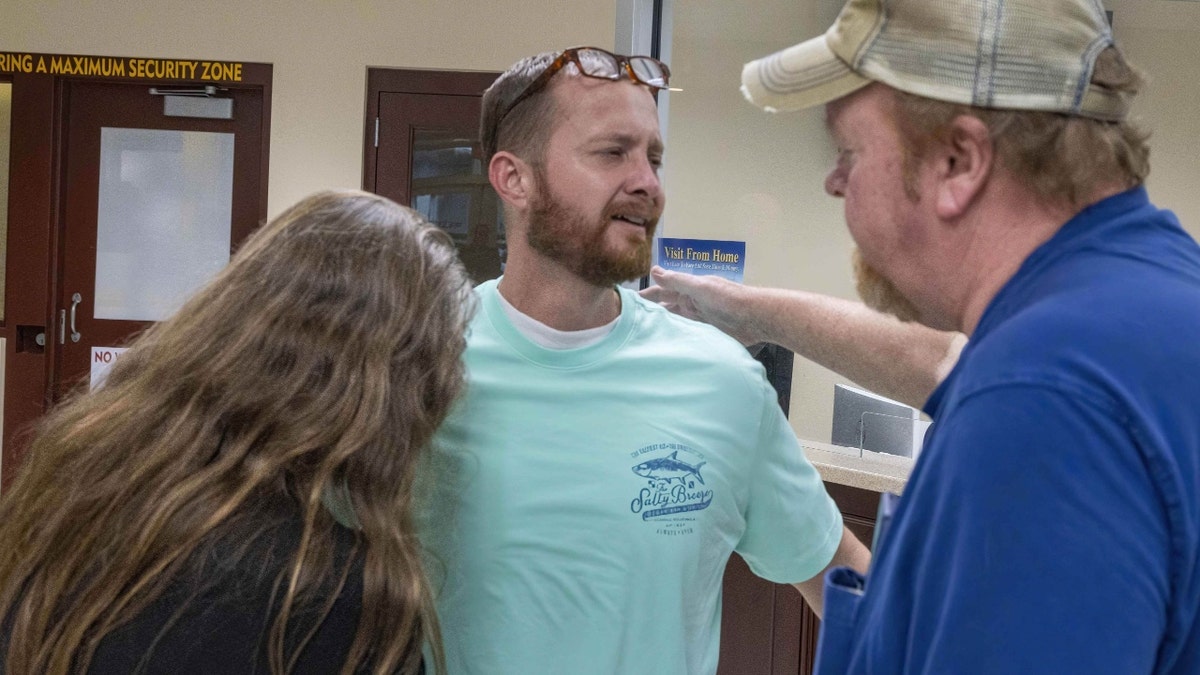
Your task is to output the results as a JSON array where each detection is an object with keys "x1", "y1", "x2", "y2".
[{"x1": 0, "y1": 189, "x2": 475, "y2": 674}]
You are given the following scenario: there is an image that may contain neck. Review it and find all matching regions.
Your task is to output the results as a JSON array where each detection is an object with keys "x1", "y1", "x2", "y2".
[
  {"x1": 950, "y1": 182, "x2": 1126, "y2": 335},
  {"x1": 497, "y1": 249, "x2": 622, "y2": 331}
]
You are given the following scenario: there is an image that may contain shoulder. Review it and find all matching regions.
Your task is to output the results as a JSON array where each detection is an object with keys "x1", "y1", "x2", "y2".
[
  {"x1": 959, "y1": 276, "x2": 1200, "y2": 411},
  {"x1": 623, "y1": 287, "x2": 774, "y2": 390},
  {"x1": 623, "y1": 286, "x2": 756, "y2": 358}
]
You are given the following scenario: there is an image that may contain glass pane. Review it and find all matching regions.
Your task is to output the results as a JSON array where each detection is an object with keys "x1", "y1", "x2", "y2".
[
  {"x1": 860, "y1": 411, "x2": 916, "y2": 459},
  {"x1": 413, "y1": 192, "x2": 471, "y2": 236},
  {"x1": 412, "y1": 143, "x2": 476, "y2": 179},
  {"x1": 410, "y1": 129, "x2": 504, "y2": 284},
  {"x1": 95, "y1": 127, "x2": 234, "y2": 321},
  {"x1": 0, "y1": 81, "x2": 11, "y2": 321}
]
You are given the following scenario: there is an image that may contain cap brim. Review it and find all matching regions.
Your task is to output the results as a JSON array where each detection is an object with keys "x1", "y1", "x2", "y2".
[{"x1": 741, "y1": 33, "x2": 871, "y2": 113}]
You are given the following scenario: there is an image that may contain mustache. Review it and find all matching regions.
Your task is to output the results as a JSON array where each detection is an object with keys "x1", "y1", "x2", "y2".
[{"x1": 604, "y1": 201, "x2": 662, "y2": 229}]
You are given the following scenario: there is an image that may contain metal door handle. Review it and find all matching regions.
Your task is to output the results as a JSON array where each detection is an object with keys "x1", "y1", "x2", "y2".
[{"x1": 69, "y1": 293, "x2": 82, "y2": 343}]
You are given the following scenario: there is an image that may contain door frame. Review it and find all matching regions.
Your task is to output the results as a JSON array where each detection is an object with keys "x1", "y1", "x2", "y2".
[
  {"x1": 361, "y1": 67, "x2": 498, "y2": 202},
  {"x1": 0, "y1": 51, "x2": 272, "y2": 490}
]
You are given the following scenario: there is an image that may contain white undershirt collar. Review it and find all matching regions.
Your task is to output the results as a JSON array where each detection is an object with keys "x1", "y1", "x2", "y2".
[{"x1": 495, "y1": 289, "x2": 619, "y2": 350}]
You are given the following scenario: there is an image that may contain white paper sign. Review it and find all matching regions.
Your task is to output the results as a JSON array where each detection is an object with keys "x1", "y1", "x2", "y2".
[{"x1": 91, "y1": 346, "x2": 129, "y2": 390}]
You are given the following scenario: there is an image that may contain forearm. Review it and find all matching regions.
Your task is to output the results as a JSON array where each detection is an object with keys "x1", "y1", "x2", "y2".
[
  {"x1": 743, "y1": 287, "x2": 963, "y2": 409},
  {"x1": 792, "y1": 525, "x2": 870, "y2": 619}
]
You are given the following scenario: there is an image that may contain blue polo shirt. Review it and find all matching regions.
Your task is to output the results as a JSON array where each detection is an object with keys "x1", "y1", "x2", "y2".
[{"x1": 816, "y1": 187, "x2": 1200, "y2": 674}]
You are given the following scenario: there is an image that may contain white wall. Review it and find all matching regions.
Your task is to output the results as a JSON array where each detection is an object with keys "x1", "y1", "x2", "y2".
[
  {"x1": 1, "y1": 0, "x2": 616, "y2": 217},
  {"x1": 664, "y1": 0, "x2": 1200, "y2": 443}
]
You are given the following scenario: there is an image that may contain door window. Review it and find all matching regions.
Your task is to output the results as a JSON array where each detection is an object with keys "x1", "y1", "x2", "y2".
[
  {"x1": 95, "y1": 127, "x2": 234, "y2": 321},
  {"x1": 411, "y1": 129, "x2": 504, "y2": 281}
]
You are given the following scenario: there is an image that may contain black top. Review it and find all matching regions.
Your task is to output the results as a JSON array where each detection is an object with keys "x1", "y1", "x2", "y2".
[
  {"x1": 0, "y1": 507, "x2": 422, "y2": 674},
  {"x1": 87, "y1": 513, "x2": 375, "y2": 674}
]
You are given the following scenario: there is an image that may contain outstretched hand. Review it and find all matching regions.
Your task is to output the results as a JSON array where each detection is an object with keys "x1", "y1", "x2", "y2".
[{"x1": 640, "y1": 266, "x2": 762, "y2": 345}]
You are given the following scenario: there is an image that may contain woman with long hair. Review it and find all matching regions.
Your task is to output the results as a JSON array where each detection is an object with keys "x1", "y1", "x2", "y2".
[{"x1": 0, "y1": 189, "x2": 475, "y2": 674}]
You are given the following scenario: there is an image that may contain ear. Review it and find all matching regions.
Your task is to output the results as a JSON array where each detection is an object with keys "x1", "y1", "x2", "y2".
[
  {"x1": 933, "y1": 114, "x2": 994, "y2": 220},
  {"x1": 488, "y1": 150, "x2": 535, "y2": 210}
]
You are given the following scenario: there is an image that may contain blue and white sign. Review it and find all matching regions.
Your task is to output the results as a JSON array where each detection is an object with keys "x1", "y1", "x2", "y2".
[{"x1": 656, "y1": 238, "x2": 746, "y2": 282}]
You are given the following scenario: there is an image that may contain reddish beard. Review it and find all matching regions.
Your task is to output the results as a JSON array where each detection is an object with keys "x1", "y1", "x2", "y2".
[
  {"x1": 852, "y1": 247, "x2": 921, "y2": 323},
  {"x1": 526, "y1": 170, "x2": 658, "y2": 286}
]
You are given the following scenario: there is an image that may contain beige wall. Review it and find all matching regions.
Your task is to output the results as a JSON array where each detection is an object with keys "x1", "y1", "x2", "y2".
[
  {"x1": 1108, "y1": 0, "x2": 1200, "y2": 233},
  {"x1": 1, "y1": 0, "x2": 616, "y2": 217},
  {"x1": 664, "y1": 0, "x2": 1200, "y2": 443}
]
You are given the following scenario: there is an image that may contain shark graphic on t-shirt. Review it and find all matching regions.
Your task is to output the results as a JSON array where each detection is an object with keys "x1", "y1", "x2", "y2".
[{"x1": 632, "y1": 451, "x2": 706, "y2": 486}]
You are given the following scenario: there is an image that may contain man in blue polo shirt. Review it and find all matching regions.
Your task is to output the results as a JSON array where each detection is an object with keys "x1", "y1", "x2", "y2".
[{"x1": 648, "y1": 0, "x2": 1200, "y2": 672}]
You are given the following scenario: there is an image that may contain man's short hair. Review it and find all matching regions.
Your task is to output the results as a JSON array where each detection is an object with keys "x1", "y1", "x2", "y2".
[
  {"x1": 889, "y1": 48, "x2": 1150, "y2": 209},
  {"x1": 480, "y1": 51, "x2": 560, "y2": 165}
]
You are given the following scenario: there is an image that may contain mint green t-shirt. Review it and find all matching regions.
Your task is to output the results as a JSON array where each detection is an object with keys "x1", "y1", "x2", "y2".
[{"x1": 419, "y1": 280, "x2": 842, "y2": 675}]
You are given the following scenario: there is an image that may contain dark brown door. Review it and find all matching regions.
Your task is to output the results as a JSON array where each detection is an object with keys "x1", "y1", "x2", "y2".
[
  {"x1": 1, "y1": 57, "x2": 271, "y2": 491},
  {"x1": 365, "y1": 69, "x2": 503, "y2": 284},
  {"x1": 54, "y1": 81, "x2": 265, "y2": 395}
]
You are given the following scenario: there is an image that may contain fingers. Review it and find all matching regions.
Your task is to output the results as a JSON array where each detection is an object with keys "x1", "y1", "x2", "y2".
[
  {"x1": 641, "y1": 266, "x2": 682, "y2": 304},
  {"x1": 649, "y1": 265, "x2": 694, "y2": 291},
  {"x1": 643, "y1": 266, "x2": 715, "y2": 322},
  {"x1": 649, "y1": 265, "x2": 688, "y2": 289},
  {"x1": 639, "y1": 285, "x2": 669, "y2": 303}
]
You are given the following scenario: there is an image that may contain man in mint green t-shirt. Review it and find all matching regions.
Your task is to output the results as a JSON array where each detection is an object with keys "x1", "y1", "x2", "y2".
[{"x1": 418, "y1": 47, "x2": 870, "y2": 675}]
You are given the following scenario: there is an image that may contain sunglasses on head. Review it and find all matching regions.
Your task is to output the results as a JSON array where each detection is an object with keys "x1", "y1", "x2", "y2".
[{"x1": 494, "y1": 46, "x2": 675, "y2": 131}]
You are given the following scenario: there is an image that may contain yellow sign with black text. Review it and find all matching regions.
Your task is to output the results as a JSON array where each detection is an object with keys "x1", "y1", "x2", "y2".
[{"x1": 0, "y1": 52, "x2": 244, "y2": 82}]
